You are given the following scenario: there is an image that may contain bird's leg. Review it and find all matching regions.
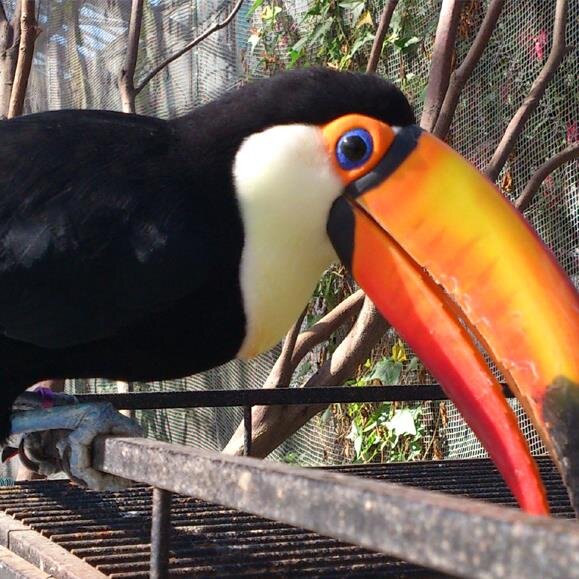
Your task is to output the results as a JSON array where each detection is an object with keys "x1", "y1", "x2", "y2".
[
  {"x1": 8, "y1": 402, "x2": 142, "y2": 491},
  {"x1": 12, "y1": 388, "x2": 78, "y2": 411}
]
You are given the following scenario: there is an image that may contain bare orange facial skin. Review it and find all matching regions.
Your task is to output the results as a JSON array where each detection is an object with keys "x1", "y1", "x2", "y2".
[{"x1": 321, "y1": 114, "x2": 579, "y2": 515}]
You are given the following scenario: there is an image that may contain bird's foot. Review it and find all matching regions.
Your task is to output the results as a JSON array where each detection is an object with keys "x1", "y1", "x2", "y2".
[{"x1": 8, "y1": 402, "x2": 142, "y2": 491}]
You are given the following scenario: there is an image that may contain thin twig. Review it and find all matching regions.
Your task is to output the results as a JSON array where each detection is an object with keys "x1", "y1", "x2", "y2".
[
  {"x1": 366, "y1": 0, "x2": 399, "y2": 74},
  {"x1": 134, "y1": 0, "x2": 245, "y2": 96},
  {"x1": 118, "y1": 0, "x2": 144, "y2": 113},
  {"x1": 263, "y1": 307, "x2": 308, "y2": 389},
  {"x1": 7, "y1": 0, "x2": 39, "y2": 118},
  {"x1": 485, "y1": 0, "x2": 569, "y2": 181},
  {"x1": 420, "y1": 0, "x2": 463, "y2": 132},
  {"x1": 515, "y1": 144, "x2": 578, "y2": 212},
  {"x1": 434, "y1": 0, "x2": 506, "y2": 139}
]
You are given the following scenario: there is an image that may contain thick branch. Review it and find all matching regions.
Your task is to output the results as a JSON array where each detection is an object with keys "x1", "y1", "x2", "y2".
[
  {"x1": 288, "y1": 289, "x2": 365, "y2": 371},
  {"x1": 7, "y1": 0, "x2": 39, "y2": 118},
  {"x1": 434, "y1": 0, "x2": 506, "y2": 138},
  {"x1": 420, "y1": 0, "x2": 463, "y2": 132},
  {"x1": 135, "y1": 0, "x2": 244, "y2": 96},
  {"x1": 515, "y1": 144, "x2": 578, "y2": 212},
  {"x1": 366, "y1": 0, "x2": 399, "y2": 74},
  {"x1": 118, "y1": 0, "x2": 144, "y2": 113},
  {"x1": 261, "y1": 290, "x2": 365, "y2": 390},
  {"x1": 224, "y1": 299, "x2": 388, "y2": 457},
  {"x1": 485, "y1": 0, "x2": 569, "y2": 181}
]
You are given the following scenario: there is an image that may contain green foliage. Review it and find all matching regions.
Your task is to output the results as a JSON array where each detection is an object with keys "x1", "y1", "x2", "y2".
[
  {"x1": 280, "y1": 451, "x2": 302, "y2": 464},
  {"x1": 343, "y1": 340, "x2": 426, "y2": 463},
  {"x1": 248, "y1": 0, "x2": 425, "y2": 74},
  {"x1": 346, "y1": 402, "x2": 425, "y2": 462},
  {"x1": 289, "y1": 0, "x2": 375, "y2": 70}
]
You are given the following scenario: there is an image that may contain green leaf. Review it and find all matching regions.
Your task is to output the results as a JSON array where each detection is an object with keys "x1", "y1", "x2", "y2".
[
  {"x1": 403, "y1": 36, "x2": 420, "y2": 48},
  {"x1": 339, "y1": 0, "x2": 365, "y2": 20},
  {"x1": 247, "y1": 0, "x2": 265, "y2": 19},
  {"x1": 385, "y1": 408, "x2": 417, "y2": 437},
  {"x1": 367, "y1": 358, "x2": 403, "y2": 385},
  {"x1": 408, "y1": 356, "x2": 419, "y2": 372},
  {"x1": 291, "y1": 36, "x2": 309, "y2": 53},
  {"x1": 310, "y1": 19, "x2": 333, "y2": 44},
  {"x1": 247, "y1": 32, "x2": 261, "y2": 55}
]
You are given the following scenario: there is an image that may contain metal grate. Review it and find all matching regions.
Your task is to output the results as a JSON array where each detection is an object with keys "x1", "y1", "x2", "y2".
[{"x1": 0, "y1": 456, "x2": 573, "y2": 578}]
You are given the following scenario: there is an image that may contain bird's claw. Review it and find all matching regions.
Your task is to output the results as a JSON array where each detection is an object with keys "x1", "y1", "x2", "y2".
[
  {"x1": 10, "y1": 402, "x2": 142, "y2": 491},
  {"x1": 56, "y1": 403, "x2": 142, "y2": 491}
]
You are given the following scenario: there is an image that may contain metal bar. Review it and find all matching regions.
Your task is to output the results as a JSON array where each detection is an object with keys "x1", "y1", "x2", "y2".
[
  {"x1": 76, "y1": 384, "x2": 514, "y2": 410},
  {"x1": 243, "y1": 406, "x2": 252, "y2": 456},
  {"x1": 93, "y1": 437, "x2": 579, "y2": 579},
  {"x1": 0, "y1": 512, "x2": 107, "y2": 579},
  {"x1": 150, "y1": 487, "x2": 172, "y2": 579},
  {"x1": 0, "y1": 545, "x2": 53, "y2": 579}
]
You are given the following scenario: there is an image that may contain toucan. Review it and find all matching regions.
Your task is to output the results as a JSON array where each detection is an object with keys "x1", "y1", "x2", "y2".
[{"x1": 0, "y1": 68, "x2": 577, "y2": 515}]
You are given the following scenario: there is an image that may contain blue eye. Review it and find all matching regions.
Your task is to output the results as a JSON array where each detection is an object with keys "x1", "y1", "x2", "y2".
[{"x1": 336, "y1": 129, "x2": 373, "y2": 170}]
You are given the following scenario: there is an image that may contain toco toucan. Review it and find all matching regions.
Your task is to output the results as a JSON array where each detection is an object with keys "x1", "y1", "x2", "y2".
[{"x1": 0, "y1": 68, "x2": 577, "y2": 515}]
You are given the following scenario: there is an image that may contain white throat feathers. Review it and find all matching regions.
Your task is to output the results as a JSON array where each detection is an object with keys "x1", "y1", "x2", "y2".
[{"x1": 233, "y1": 124, "x2": 343, "y2": 359}]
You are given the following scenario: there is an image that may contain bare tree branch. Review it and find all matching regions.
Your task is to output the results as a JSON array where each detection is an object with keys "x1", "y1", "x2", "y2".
[
  {"x1": 262, "y1": 289, "x2": 365, "y2": 390},
  {"x1": 485, "y1": 0, "x2": 569, "y2": 181},
  {"x1": 0, "y1": 0, "x2": 22, "y2": 118},
  {"x1": 262, "y1": 307, "x2": 308, "y2": 389},
  {"x1": 434, "y1": 0, "x2": 506, "y2": 138},
  {"x1": 288, "y1": 289, "x2": 365, "y2": 370},
  {"x1": 134, "y1": 0, "x2": 245, "y2": 96},
  {"x1": 420, "y1": 0, "x2": 463, "y2": 132},
  {"x1": 515, "y1": 144, "x2": 578, "y2": 212},
  {"x1": 224, "y1": 299, "x2": 387, "y2": 457},
  {"x1": 366, "y1": 0, "x2": 399, "y2": 74},
  {"x1": 7, "y1": 0, "x2": 39, "y2": 118},
  {"x1": 118, "y1": 0, "x2": 144, "y2": 113}
]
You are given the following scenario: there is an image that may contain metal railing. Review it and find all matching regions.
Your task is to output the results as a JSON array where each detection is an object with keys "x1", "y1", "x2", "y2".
[{"x1": 75, "y1": 386, "x2": 579, "y2": 579}]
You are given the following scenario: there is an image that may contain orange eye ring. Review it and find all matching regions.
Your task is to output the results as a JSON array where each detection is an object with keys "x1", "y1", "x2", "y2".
[{"x1": 322, "y1": 114, "x2": 396, "y2": 185}]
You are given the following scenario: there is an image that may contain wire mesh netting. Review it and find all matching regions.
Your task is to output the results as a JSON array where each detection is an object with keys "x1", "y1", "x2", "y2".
[{"x1": 2, "y1": 0, "x2": 576, "y2": 466}]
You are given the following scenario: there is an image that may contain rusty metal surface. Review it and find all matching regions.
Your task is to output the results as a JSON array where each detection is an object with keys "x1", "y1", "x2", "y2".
[
  {"x1": 0, "y1": 512, "x2": 107, "y2": 579},
  {"x1": 0, "y1": 479, "x2": 444, "y2": 578},
  {"x1": 93, "y1": 438, "x2": 579, "y2": 579},
  {"x1": 0, "y1": 457, "x2": 575, "y2": 578}
]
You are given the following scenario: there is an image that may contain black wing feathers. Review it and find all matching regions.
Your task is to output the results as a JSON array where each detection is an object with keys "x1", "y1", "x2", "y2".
[{"x1": 0, "y1": 110, "x2": 216, "y2": 348}]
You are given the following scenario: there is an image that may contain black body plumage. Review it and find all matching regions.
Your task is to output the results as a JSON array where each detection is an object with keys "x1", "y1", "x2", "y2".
[{"x1": 0, "y1": 68, "x2": 414, "y2": 441}]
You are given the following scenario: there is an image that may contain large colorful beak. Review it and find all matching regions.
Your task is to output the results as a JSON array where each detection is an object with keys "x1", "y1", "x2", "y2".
[{"x1": 323, "y1": 115, "x2": 579, "y2": 516}]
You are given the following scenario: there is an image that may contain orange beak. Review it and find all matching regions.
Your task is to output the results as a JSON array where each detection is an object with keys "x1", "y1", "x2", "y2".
[{"x1": 323, "y1": 115, "x2": 579, "y2": 516}]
